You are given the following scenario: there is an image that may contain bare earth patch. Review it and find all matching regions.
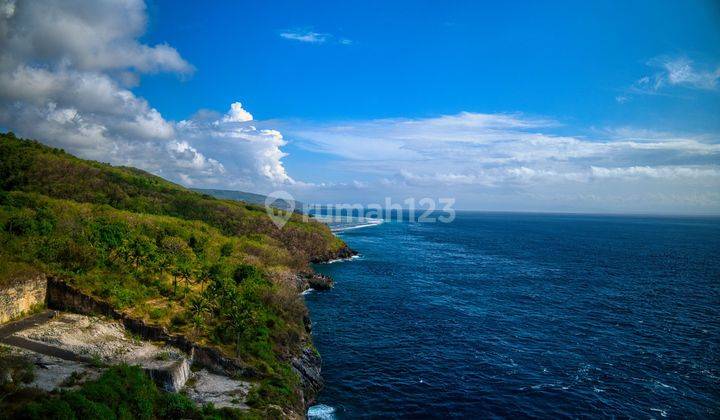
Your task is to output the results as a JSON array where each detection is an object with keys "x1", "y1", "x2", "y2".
[
  {"x1": 15, "y1": 313, "x2": 183, "y2": 366},
  {"x1": 185, "y1": 369, "x2": 252, "y2": 410}
]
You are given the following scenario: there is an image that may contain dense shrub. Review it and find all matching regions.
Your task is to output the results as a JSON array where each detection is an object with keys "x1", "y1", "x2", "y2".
[{"x1": 13, "y1": 365, "x2": 241, "y2": 420}]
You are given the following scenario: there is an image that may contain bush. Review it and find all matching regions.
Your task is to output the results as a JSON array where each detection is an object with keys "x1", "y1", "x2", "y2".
[
  {"x1": 156, "y1": 392, "x2": 195, "y2": 418},
  {"x1": 220, "y1": 242, "x2": 234, "y2": 257},
  {"x1": 12, "y1": 364, "x2": 246, "y2": 419},
  {"x1": 233, "y1": 264, "x2": 262, "y2": 284},
  {"x1": 19, "y1": 365, "x2": 156, "y2": 419},
  {"x1": 56, "y1": 240, "x2": 98, "y2": 273},
  {"x1": 5, "y1": 209, "x2": 36, "y2": 235}
]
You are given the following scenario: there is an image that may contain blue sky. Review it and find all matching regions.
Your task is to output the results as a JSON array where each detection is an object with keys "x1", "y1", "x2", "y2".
[
  {"x1": 137, "y1": 0, "x2": 720, "y2": 126},
  {"x1": 1, "y1": 0, "x2": 719, "y2": 213}
]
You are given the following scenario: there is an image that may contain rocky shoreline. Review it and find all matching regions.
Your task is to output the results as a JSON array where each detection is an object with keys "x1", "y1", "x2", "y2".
[
  {"x1": 295, "y1": 245, "x2": 358, "y2": 411},
  {"x1": 311, "y1": 244, "x2": 358, "y2": 264}
]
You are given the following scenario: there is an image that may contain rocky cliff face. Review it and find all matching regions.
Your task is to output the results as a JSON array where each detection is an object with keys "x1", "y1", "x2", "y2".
[
  {"x1": 0, "y1": 274, "x2": 47, "y2": 323},
  {"x1": 292, "y1": 344, "x2": 324, "y2": 408},
  {"x1": 296, "y1": 272, "x2": 335, "y2": 292},
  {"x1": 311, "y1": 244, "x2": 357, "y2": 263}
]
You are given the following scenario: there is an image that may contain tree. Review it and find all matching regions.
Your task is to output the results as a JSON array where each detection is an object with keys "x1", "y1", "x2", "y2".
[
  {"x1": 196, "y1": 262, "x2": 224, "y2": 293},
  {"x1": 126, "y1": 235, "x2": 157, "y2": 269},
  {"x1": 188, "y1": 296, "x2": 211, "y2": 337},
  {"x1": 176, "y1": 261, "x2": 194, "y2": 293},
  {"x1": 160, "y1": 236, "x2": 194, "y2": 296}
]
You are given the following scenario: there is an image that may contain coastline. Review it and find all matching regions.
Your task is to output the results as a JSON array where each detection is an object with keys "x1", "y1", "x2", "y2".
[
  {"x1": 300, "y1": 221, "x2": 387, "y2": 414},
  {"x1": 296, "y1": 244, "x2": 359, "y2": 414}
]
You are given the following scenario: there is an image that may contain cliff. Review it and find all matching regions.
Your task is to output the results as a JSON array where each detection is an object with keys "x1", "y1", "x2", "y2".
[
  {"x1": 0, "y1": 272, "x2": 46, "y2": 324},
  {"x1": 0, "y1": 132, "x2": 352, "y2": 416}
]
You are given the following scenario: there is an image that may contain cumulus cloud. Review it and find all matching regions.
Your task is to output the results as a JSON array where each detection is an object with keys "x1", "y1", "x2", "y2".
[
  {"x1": 221, "y1": 102, "x2": 254, "y2": 123},
  {"x1": 178, "y1": 105, "x2": 293, "y2": 187},
  {"x1": 0, "y1": 0, "x2": 293, "y2": 190},
  {"x1": 0, "y1": 0, "x2": 193, "y2": 75}
]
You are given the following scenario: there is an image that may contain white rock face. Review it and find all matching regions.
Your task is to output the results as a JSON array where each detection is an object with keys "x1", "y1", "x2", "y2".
[{"x1": 0, "y1": 274, "x2": 47, "y2": 323}]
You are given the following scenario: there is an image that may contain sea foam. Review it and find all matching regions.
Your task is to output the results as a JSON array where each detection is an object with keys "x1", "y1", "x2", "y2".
[{"x1": 307, "y1": 404, "x2": 337, "y2": 419}]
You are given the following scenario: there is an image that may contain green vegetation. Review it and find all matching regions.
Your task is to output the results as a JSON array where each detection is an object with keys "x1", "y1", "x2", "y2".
[
  {"x1": 0, "y1": 346, "x2": 36, "y2": 389},
  {"x1": 0, "y1": 132, "x2": 344, "y2": 264},
  {"x1": 1, "y1": 364, "x2": 253, "y2": 420},
  {"x1": 0, "y1": 132, "x2": 348, "y2": 414}
]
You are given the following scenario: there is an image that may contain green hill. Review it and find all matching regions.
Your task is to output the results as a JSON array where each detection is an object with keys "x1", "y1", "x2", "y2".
[{"x1": 0, "y1": 132, "x2": 349, "y2": 416}]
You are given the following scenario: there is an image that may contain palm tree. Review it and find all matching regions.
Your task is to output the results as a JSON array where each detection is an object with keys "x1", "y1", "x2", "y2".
[{"x1": 188, "y1": 296, "x2": 211, "y2": 337}]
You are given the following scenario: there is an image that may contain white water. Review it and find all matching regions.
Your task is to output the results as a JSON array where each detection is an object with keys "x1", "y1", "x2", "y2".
[{"x1": 307, "y1": 404, "x2": 337, "y2": 419}]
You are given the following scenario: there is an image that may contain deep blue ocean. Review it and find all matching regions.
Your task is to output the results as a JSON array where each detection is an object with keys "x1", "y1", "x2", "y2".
[{"x1": 305, "y1": 212, "x2": 720, "y2": 418}]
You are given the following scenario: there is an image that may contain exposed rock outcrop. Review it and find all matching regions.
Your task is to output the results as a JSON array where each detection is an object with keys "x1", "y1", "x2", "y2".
[
  {"x1": 146, "y1": 358, "x2": 192, "y2": 393},
  {"x1": 0, "y1": 273, "x2": 47, "y2": 323},
  {"x1": 9, "y1": 312, "x2": 192, "y2": 392},
  {"x1": 310, "y1": 244, "x2": 357, "y2": 263},
  {"x1": 291, "y1": 345, "x2": 323, "y2": 408},
  {"x1": 296, "y1": 273, "x2": 334, "y2": 292},
  {"x1": 185, "y1": 369, "x2": 251, "y2": 410},
  {"x1": 307, "y1": 273, "x2": 334, "y2": 291}
]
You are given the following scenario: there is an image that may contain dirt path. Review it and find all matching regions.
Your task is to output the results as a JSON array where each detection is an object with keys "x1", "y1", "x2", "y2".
[
  {"x1": 0, "y1": 310, "x2": 93, "y2": 363},
  {"x1": 0, "y1": 310, "x2": 54, "y2": 340}
]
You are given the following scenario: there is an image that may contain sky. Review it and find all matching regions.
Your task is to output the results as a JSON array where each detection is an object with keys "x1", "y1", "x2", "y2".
[{"x1": 1, "y1": 0, "x2": 719, "y2": 214}]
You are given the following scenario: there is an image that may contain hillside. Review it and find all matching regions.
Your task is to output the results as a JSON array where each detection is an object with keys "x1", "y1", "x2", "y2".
[
  {"x1": 0, "y1": 133, "x2": 347, "y2": 265},
  {"x1": 0, "y1": 132, "x2": 350, "y2": 417},
  {"x1": 192, "y1": 189, "x2": 302, "y2": 213}
]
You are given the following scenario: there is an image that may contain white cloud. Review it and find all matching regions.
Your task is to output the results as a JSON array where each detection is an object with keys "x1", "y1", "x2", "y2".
[
  {"x1": 175, "y1": 103, "x2": 293, "y2": 187},
  {"x1": 221, "y1": 102, "x2": 254, "y2": 123},
  {"x1": 280, "y1": 29, "x2": 330, "y2": 44},
  {"x1": 658, "y1": 57, "x2": 720, "y2": 90},
  {"x1": 279, "y1": 28, "x2": 352, "y2": 45},
  {"x1": 281, "y1": 113, "x2": 720, "y2": 212},
  {"x1": 628, "y1": 56, "x2": 720, "y2": 95},
  {"x1": 590, "y1": 166, "x2": 720, "y2": 180},
  {"x1": 0, "y1": 0, "x2": 193, "y2": 74},
  {"x1": 0, "y1": 1, "x2": 717, "y2": 213},
  {"x1": 0, "y1": 0, "x2": 293, "y2": 190}
]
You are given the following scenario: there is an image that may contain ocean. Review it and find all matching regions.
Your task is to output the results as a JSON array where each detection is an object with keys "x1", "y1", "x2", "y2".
[{"x1": 305, "y1": 212, "x2": 720, "y2": 418}]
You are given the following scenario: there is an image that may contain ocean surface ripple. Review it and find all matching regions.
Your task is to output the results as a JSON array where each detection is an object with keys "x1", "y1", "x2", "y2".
[{"x1": 306, "y1": 212, "x2": 720, "y2": 418}]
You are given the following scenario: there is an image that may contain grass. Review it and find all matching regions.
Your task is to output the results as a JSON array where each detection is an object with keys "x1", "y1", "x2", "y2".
[
  {"x1": 0, "y1": 132, "x2": 347, "y2": 413},
  {"x1": 0, "y1": 261, "x2": 42, "y2": 288}
]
